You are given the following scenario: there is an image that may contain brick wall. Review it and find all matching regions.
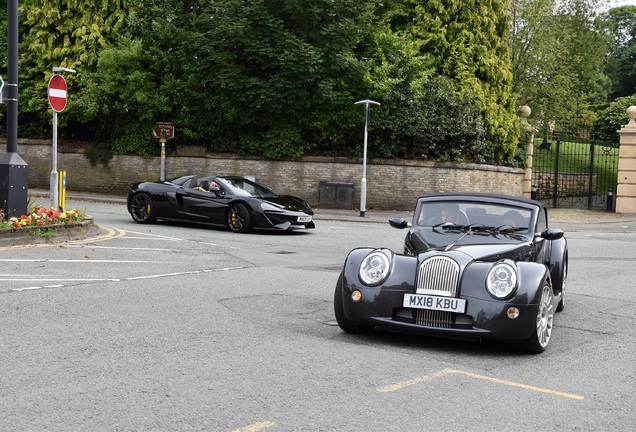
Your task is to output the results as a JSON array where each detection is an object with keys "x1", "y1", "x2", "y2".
[{"x1": 12, "y1": 140, "x2": 523, "y2": 210}]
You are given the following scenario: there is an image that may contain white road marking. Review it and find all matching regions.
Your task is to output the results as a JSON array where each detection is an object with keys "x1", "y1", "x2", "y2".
[
  {"x1": 7, "y1": 267, "x2": 247, "y2": 291},
  {"x1": 124, "y1": 230, "x2": 185, "y2": 241},
  {"x1": 0, "y1": 259, "x2": 169, "y2": 263},
  {"x1": 65, "y1": 245, "x2": 181, "y2": 252}
]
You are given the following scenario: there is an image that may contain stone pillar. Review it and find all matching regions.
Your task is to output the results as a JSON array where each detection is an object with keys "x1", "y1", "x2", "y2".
[
  {"x1": 518, "y1": 105, "x2": 534, "y2": 199},
  {"x1": 616, "y1": 106, "x2": 636, "y2": 214}
]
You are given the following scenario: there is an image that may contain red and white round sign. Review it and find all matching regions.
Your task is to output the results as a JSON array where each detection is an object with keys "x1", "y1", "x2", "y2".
[{"x1": 48, "y1": 75, "x2": 68, "y2": 112}]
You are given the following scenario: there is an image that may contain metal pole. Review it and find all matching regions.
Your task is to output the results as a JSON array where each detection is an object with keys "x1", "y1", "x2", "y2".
[
  {"x1": 160, "y1": 138, "x2": 166, "y2": 181},
  {"x1": 50, "y1": 109, "x2": 58, "y2": 208},
  {"x1": 355, "y1": 99, "x2": 380, "y2": 217},
  {"x1": 6, "y1": 0, "x2": 18, "y2": 154},
  {"x1": 360, "y1": 104, "x2": 369, "y2": 217}
]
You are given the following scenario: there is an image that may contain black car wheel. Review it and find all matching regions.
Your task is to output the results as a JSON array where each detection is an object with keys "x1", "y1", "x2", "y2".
[
  {"x1": 227, "y1": 202, "x2": 253, "y2": 233},
  {"x1": 334, "y1": 273, "x2": 375, "y2": 334},
  {"x1": 130, "y1": 193, "x2": 157, "y2": 224},
  {"x1": 518, "y1": 281, "x2": 554, "y2": 354},
  {"x1": 556, "y1": 260, "x2": 567, "y2": 312}
]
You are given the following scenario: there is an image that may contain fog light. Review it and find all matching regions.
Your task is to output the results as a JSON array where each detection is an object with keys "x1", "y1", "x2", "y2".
[
  {"x1": 351, "y1": 290, "x2": 362, "y2": 302},
  {"x1": 507, "y1": 307, "x2": 520, "y2": 319}
]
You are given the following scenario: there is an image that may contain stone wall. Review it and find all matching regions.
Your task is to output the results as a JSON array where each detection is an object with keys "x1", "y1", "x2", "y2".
[{"x1": 11, "y1": 140, "x2": 524, "y2": 211}]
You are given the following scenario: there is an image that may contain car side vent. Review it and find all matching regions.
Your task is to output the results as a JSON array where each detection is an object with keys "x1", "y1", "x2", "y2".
[{"x1": 416, "y1": 256, "x2": 460, "y2": 297}]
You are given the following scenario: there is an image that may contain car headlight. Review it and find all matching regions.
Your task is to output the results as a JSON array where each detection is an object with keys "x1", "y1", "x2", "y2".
[
  {"x1": 486, "y1": 261, "x2": 518, "y2": 299},
  {"x1": 359, "y1": 251, "x2": 391, "y2": 286}
]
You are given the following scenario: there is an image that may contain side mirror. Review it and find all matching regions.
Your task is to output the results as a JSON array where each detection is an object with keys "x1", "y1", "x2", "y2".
[
  {"x1": 389, "y1": 217, "x2": 410, "y2": 229},
  {"x1": 539, "y1": 228, "x2": 564, "y2": 241}
]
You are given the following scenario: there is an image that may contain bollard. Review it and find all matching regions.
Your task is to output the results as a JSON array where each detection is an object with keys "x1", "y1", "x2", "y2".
[
  {"x1": 607, "y1": 188, "x2": 613, "y2": 212},
  {"x1": 531, "y1": 184, "x2": 537, "y2": 201},
  {"x1": 58, "y1": 170, "x2": 66, "y2": 211}
]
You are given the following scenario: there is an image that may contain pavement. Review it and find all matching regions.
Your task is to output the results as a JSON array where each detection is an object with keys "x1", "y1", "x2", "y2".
[{"x1": 26, "y1": 189, "x2": 636, "y2": 233}]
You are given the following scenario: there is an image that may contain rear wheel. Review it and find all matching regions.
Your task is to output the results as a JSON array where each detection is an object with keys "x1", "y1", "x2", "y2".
[
  {"x1": 518, "y1": 282, "x2": 554, "y2": 354},
  {"x1": 226, "y1": 202, "x2": 253, "y2": 233},
  {"x1": 130, "y1": 193, "x2": 156, "y2": 224},
  {"x1": 334, "y1": 273, "x2": 375, "y2": 334}
]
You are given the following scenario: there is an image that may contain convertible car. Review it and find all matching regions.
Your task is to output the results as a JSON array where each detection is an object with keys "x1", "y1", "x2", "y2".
[
  {"x1": 127, "y1": 175, "x2": 315, "y2": 233},
  {"x1": 334, "y1": 193, "x2": 568, "y2": 353}
]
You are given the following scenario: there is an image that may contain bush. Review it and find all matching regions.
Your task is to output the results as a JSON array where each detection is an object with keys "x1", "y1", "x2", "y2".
[{"x1": 591, "y1": 95, "x2": 636, "y2": 144}]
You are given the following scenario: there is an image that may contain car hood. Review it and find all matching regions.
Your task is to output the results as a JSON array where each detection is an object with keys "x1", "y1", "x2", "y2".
[
  {"x1": 261, "y1": 195, "x2": 314, "y2": 214},
  {"x1": 432, "y1": 243, "x2": 535, "y2": 262},
  {"x1": 409, "y1": 230, "x2": 534, "y2": 262}
]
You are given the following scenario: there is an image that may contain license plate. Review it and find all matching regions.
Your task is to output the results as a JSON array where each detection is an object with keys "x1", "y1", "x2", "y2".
[
  {"x1": 297, "y1": 216, "x2": 312, "y2": 223},
  {"x1": 403, "y1": 294, "x2": 466, "y2": 313}
]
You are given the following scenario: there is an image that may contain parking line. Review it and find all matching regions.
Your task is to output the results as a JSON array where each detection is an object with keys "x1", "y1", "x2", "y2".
[{"x1": 378, "y1": 368, "x2": 584, "y2": 400}]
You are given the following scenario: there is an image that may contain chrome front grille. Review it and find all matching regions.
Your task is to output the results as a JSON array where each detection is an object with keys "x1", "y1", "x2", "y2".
[
  {"x1": 415, "y1": 256, "x2": 461, "y2": 328},
  {"x1": 416, "y1": 310, "x2": 455, "y2": 328},
  {"x1": 416, "y1": 256, "x2": 460, "y2": 296}
]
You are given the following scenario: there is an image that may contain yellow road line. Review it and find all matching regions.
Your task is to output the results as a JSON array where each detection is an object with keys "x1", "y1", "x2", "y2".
[
  {"x1": 68, "y1": 226, "x2": 126, "y2": 244},
  {"x1": 231, "y1": 421, "x2": 277, "y2": 432},
  {"x1": 378, "y1": 368, "x2": 584, "y2": 400}
]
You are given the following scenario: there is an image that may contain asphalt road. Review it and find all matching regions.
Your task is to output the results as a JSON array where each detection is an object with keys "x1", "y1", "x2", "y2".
[{"x1": 1, "y1": 200, "x2": 634, "y2": 431}]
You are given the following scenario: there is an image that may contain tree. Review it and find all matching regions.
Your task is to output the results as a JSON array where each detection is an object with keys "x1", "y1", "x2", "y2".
[
  {"x1": 15, "y1": 0, "x2": 136, "y2": 136},
  {"x1": 510, "y1": 0, "x2": 608, "y2": 136},
  {"x1": 400, "y1": 0, "x2": 519, "y2": 162},
  {"x1": 599, "y1": 5, "x2": 636, "y2": 99}
]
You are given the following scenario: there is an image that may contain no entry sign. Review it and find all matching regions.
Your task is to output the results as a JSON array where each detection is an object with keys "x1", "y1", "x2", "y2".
[{"x1": 48, "y1": 74, "x2": 68, "y2": 112}]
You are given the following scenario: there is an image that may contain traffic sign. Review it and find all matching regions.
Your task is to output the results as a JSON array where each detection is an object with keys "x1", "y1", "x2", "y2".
[
  {"x1": 48, "y1": 74, "x2": 68, "y2": 112},
  {"x1": 152, "y1": 122, "x2": 175, "y2": 139}
]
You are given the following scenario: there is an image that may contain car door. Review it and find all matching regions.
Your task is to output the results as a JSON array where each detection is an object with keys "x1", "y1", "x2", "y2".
[{"x1": 175, "y1": 187, "x2": 230, "y2": 226}]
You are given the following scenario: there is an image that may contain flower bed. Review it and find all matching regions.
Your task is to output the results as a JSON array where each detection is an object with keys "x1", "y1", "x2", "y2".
[
  {"x1": 0, "y1": 206, "x2": 85, "y2": 230},
  {"x1": 0, "y1": 206, "x2": 98, "y2": 246}
]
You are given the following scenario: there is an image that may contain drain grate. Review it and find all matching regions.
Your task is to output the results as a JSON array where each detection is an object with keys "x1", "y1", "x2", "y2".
[{"x1": 271, "y1": 251, "x2": 296, "y2": 255}]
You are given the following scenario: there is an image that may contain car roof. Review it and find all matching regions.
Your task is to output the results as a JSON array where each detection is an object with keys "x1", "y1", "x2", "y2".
[{"x1": 417, "y1": 193, "x2": 543, "y2": 210}]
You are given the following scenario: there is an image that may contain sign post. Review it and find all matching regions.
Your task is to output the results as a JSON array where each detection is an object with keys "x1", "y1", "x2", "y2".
[
  {"x1": 152, "y1": 122, "x2": 175, "y2": 181},
  {"x1": 48, "y1": 67, "x2": 75, "y2": 209},
  {"x1": 354, "y1": 99, "x2": 380, "y2": 217}
]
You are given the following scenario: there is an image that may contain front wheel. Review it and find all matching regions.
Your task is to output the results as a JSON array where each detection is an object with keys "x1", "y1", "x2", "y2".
[
  {"x1": 226, "y1": 202, "x2": 253, "y2": 233},
  {"x1": 556, "y1": 260, "x2": 567, "y2": 312},
  {"x1": 518, "y1": 282, "x2": 554, "y2": 354},
  {"x1": 129, "y1": 193, "x2": 157, "y2": 224},
  {"x1": 334, "y1": 273, "x2": 375, "y2": 334}
]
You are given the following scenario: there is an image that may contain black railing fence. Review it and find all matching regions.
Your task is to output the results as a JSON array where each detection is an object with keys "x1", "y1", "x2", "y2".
[{"x1": 531, "y1": 127, "x2": 618, "y2": 211}]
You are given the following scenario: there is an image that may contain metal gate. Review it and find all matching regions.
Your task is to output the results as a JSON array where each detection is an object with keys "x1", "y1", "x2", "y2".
[{"x1": 531, "y1": 126, "x2": 618, "y2": 210}]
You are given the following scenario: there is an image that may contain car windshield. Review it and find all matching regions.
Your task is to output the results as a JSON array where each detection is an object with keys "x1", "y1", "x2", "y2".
[
  {"x1": 217, "y1": 177, "x2": 277, "y2": 198},
  {"x1": 415, "y1": 201, "x2": 532, "y2": 235}
]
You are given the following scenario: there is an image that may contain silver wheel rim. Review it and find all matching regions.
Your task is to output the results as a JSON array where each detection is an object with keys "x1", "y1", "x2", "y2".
[
  {"x1": 561, "y1": 262, "x2": 567, "y2": 304},
  {"x1": 536, "y1": 285, "x2": 554, "y2": 348}
]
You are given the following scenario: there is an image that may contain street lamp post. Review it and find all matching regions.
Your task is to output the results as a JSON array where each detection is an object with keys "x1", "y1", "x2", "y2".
[
  {"x1": 0, "y1": 0, "x2": 29, "y2": 218},
  {"x1": 354, "y1": 99, "x2": 380, "y2": 217}
]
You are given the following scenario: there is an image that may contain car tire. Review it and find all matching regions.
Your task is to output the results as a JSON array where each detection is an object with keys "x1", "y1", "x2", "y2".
[
  {"x1": 556, "y1": 260, "x2": 567, "y2": 312},
  {"x1": 227, "y1": 202, "x2": 253, "y2": 233},
  {"x1": 518, "y1": 281, "x2": 554, "y2": 354},
  {"x1": 130, "y1": 193, "x2": 157, "y2": 224},
  {"x1": 334, "y1": 273, "x2": 375, "y2": 334}
]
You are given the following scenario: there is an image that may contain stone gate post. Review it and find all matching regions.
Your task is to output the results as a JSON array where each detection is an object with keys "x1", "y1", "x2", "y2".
[{"x1": 616, "y1": 106, "x2": 636, "y2": 214}]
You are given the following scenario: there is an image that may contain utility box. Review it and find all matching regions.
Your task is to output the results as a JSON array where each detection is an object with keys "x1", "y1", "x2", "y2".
[{"x1": 318, "y1": 181, "x2": 354, "y2": 209}]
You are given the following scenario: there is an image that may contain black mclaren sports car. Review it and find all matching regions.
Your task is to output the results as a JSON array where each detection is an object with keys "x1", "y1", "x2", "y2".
[
  {"x1": 127, "y1": 175, "x2": 315, "y2": 233},
  {"x1": 334, "y1": 193, "x2": 568, "y2": 353}
]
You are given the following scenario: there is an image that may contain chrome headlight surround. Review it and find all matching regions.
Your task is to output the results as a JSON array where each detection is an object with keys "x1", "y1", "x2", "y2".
[
  {"x1": 359, "y1": 250, "x2": 391, "y2": 286},
  {"x1": 486, "y1": 260, "x2": 518, "y2": 299}
]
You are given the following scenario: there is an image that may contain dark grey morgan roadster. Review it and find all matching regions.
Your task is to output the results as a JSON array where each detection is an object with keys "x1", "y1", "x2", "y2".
[{"x1": 334, "y1": 193, "x2": 568, "y2": 353}]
